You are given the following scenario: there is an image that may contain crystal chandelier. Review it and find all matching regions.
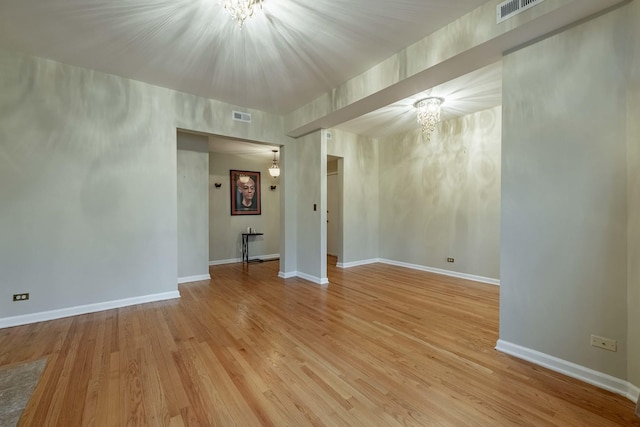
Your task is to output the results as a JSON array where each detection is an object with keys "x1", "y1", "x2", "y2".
[
  {"x1": 413, "y1": 97, "x2": 444, "y2": 141},
  {"x1": 268, "y1": 150, "x2": 280, "y2": 177},
  {"x1": 222, "y1": 0, "x2": 263, "y2": 29}
]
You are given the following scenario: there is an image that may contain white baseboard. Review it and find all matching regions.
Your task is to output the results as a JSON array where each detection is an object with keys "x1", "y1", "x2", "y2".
[
  {"x1": 178, "y1": 274, "x2": 211, "y2": 284},
  {"x1": 0, "y1": 291, "x2": 181, "y2": 329},
  {"x1": 210, "y1": 258, "x2": 241, "y2": 265},
  {"x1": 628, "y1": 383, "x2": 640, "y2": 403},
  {"x1": 296, "y1": 272, "x2": 329, "y2": 286},
  {"x1": 210, "y1": 253, "x2": 279, "y2": 266},
  {"x1": 278, "y1": 271, "x2": 297, "y2": 279},
  {"x1": 335, "y1": 258, "x2": 500, "y2": 286},
  {"x1": 276, "y1": 270, "x2": 328, "y2": 285},
  {"x1": 379, "y1": 258, "x2": 500, "y2": 286},
  {"x1": 496, "y1": 339, "x2": 639, "y2": 403},
  {"x1": 337, "y1": 258, "x2": 380, "y2": 269}
]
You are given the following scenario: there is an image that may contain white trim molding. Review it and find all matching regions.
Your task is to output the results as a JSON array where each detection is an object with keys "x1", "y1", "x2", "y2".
[
  {"x1": 178, "y1": 274, "x2": 211, "y2": 284},
  {"x1": 379, "y1": 259, "x2": 500, "y2": 286},
  {"x1": 296, "y1": 272, "x2": 329, "y2": 286},
  {"x1": 278, "y1": 271, "x2": 297, "y2": 279},
  {"x1": 628, "y1": 383, "x2": 640, "y2": 404},
  {"x1": 210, "y1": 258, "x2": 241, "y2": 266},
  {"x1": 277, "y1": 271, "x2": 328, "y2": 285},
  {"x1": 337, "y1": 259, "x2": 380, "y2": 269},
  {"x1": 210, "y1": 253, "x2": 280, "y2": 266},
  {"x1": 0, "y1": 291, "x2": 181, "y2": 329},
  {"x1": 496, "y1": 339, "x2": 639, "y2": 403}
]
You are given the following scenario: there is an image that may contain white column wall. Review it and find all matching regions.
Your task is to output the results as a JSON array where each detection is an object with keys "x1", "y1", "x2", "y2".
[{"x1": 295, "y1": 131, "x2": 327, "y2": 284}]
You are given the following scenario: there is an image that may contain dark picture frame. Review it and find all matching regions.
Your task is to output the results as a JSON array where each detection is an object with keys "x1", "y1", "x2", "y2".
[{"x1": 230, "y1": 170, "x2": 261, "y2": 215}]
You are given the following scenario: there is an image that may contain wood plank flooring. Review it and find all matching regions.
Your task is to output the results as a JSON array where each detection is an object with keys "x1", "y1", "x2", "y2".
[{"x1": 1, "y1": 259, "x2": 638, "y2": 426}]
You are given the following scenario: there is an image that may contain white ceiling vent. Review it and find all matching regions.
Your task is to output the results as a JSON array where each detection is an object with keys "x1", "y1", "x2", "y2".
[
  {"x1": 232, "y1": 111, "x2": 252, "y2": 123},
  {"x1": 497, "y1": 0, "x2": 545, "y2": 23}
]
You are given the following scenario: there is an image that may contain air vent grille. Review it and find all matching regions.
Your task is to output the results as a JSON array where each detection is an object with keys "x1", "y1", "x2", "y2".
[
  {"x1": 232, "y1": 111, "x2": 252, "y2": 123},
  {"x1": 497, "y1": 0, "x2": 544, "y2": 23}
]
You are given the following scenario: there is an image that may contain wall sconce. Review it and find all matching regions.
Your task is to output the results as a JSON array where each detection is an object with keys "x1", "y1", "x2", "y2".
[
  {"x1": 214, "y1": 183, "x2": 222, "y2": 188},
  {"x1": 270, "y1": 185, "x2": 277, "y2": 191}
]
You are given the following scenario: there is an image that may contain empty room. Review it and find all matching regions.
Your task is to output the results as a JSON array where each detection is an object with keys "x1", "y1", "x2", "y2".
[{"x1": 1, "y1": 0, "x2": 639, "y2": 425}]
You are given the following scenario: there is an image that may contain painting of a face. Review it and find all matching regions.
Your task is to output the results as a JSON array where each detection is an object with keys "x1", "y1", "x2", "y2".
[{"x1": 230, "y1": 171, "x2": 261, "y2": 215}]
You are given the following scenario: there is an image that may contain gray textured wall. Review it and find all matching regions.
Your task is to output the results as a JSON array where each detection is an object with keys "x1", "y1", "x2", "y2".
[
  {"x1": 627, "y1": 0, "x2": 640, "y2": 389},
  {"x1": 500, "y1": 7, "x2": 630, "y2": 378},
  {"x1": 378, "y1": 107, "x2": 501, "y2": 279},
  {"x1": 177, "y1": 133, "x2": 209, "y2": 279},
  {"x1": 0, "y1": 49, "x2": 295, "y2": 321},
  {"x1": 0, "y1": 50, "x2": 178, "y2": 317}
]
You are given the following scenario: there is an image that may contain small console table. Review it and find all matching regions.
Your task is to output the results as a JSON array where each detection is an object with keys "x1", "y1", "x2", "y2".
[{"x1": 241, "y1": 232, "x2": 264, "y2": 263}]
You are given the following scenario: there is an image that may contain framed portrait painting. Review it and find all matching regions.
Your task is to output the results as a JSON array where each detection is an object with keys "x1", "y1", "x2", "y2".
[{"x1": 230, "y1": 170, "x2": 261, "y2": 215}]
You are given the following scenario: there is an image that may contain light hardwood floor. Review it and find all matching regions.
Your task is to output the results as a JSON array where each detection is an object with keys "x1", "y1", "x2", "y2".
[{"x1": 1, "y1": 259, "x2": 638, "y2": 426}]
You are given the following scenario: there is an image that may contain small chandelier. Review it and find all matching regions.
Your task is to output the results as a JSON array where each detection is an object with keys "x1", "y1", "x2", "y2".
[
  {"x1": 222, "y1": 0, "x2": 263, "y2": 29},
  {"x1": 268, "y1": 150, "x2": 280, "y2": 177},
  {"x1": 414, "y1": 97, "x2": 444, "y2": 141}
]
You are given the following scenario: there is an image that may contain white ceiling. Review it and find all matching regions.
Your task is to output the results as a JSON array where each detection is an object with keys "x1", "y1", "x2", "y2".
[
  {"x1": 0, "y1": 0, "x2": 490, "y2": 117},
  {"x1": 0, "y1": 0, "x2": 627, "y2": 144},
  {"x1": 337, "y1": 61, "x2": 503, "y2": 137},
  {"x1": 208, "y1": 136, "x2": 278, "y2": 157}
]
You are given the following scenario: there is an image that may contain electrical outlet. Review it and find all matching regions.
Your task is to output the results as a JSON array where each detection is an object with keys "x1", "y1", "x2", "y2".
[
  {"x1": 590, "y1": 334, "x2": 617, "y2": 352},
  {"x1": 447, "y1": 258, "x2": 454, "y2": 263},
  {"x1": 13, "y1": 293, "x2": 29, "y2": 302}
]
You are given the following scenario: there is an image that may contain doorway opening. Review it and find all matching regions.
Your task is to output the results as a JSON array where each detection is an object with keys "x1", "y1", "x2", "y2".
[
  {"x1": 326, "y1": 155, "x2": 343, "y2": 266},
  {"x1": 176, "y1": 130, "x2": 282, "y2": 283}
]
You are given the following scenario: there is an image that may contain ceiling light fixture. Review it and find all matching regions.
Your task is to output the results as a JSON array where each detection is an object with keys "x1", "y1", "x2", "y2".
[
  {"x1": 222, "y1": 0, "x2": 263, "y2": 29},
  {"x1": 268, "y1": 150, "x2": 280, "y2": 178},
  {"x1": 414, "y1": 97, "x2": 444, "y2": 141}
]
